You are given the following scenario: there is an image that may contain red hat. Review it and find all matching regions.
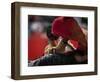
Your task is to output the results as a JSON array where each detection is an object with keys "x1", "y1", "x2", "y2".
[{"x1": 52, "y1": 17, "x2": 87, "y2": 51}]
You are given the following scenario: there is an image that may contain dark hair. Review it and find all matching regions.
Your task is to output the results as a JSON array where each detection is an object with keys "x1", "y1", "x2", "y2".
[{"x1": 46, "y1": 25, "x2": 59, "y2": 40}]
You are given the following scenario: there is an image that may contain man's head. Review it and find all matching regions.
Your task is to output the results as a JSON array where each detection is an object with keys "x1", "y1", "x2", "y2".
[{"x1": 52, "y1": 17, "x2": 87, "y2": 51}]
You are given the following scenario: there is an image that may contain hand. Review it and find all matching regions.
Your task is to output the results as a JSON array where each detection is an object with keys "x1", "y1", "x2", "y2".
[{"x1": 44, "y1": 44, "x2": 56, "y2": 54}]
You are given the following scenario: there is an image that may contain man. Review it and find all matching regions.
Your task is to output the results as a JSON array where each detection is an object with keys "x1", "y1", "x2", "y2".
[{"x1": 30, "y1": 17, "x2": 87, "y2": 66}]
